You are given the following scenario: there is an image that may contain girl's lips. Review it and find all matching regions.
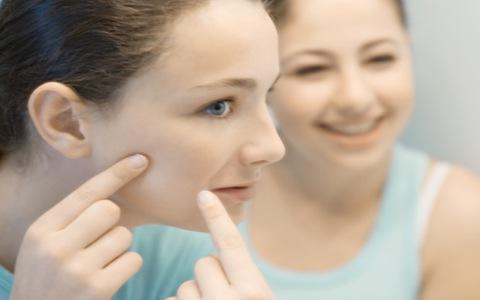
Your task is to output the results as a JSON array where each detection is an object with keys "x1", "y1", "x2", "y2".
[
  {"x1": 315, "y1": 117, "x2": 386, "y2": 148},
  {"x1": 211, "y1": 186, "x2": 256, "y2": 203}
]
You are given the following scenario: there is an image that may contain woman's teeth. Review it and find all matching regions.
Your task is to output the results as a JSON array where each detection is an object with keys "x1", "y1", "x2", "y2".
[{"x1": 322, "y1": 120, "x2": 379, "y2": 135}]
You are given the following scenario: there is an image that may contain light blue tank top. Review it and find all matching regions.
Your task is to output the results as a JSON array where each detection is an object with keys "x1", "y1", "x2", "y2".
[
  {"x1": 113, "y1": 225, "x2": 213, "y2": 300},
  {"x1": 239, "y1": 145, "x2": 428, "y2": 300},
  {"x1": 0, "y1": 266, "x2": 12, "y2": 300}
]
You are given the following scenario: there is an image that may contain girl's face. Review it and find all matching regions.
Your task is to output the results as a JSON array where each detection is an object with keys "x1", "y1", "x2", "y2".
[
  {"x1": 89, "y1": 0, "x2": 284, "y2": 230},
  {"x1": 271, "y1": 0, "x2": 414, "y2": 167}
]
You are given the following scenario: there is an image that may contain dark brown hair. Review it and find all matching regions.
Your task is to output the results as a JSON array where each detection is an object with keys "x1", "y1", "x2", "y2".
[
  {"x1": 267, "y1": 0, "x2": 407, "y2": 27},
  {"x1": 0, "y1": 0, "x2": 266, "y2": 161}
]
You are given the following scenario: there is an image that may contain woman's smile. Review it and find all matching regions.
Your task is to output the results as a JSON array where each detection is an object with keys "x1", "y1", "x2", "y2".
[{"x1": 314, "y1": 115, "x2": 387, "y2": 149}]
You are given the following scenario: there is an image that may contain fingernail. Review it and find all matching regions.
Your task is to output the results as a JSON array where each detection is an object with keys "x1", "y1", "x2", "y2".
[
  {"x1": 128, "y1": 154, "x2": 147, "y2": 169},
  {"x1": 198, "y1": 190, "x2": 216, "y2": 207}
]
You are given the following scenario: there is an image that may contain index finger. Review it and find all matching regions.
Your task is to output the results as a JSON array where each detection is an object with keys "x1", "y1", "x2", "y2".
[
  {"x1": 35, "y1": 154, "x2": 149, "y2": 230},
  {"x1": 197, "y1": 190, "x2": 261, "y2": 285}
]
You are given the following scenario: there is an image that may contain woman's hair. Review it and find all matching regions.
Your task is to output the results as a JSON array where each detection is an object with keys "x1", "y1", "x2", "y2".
[
  {"x1": 267, "y1": 0, "x2": 407, "y2": 27},
  {"x1": 0, "y1": 0, "x2": 265, "y2": 161}
]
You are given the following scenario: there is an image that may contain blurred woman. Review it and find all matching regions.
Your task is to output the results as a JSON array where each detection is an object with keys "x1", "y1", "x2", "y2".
[{"x1": 240, "y1": 0, "x2": 480, "y2": 299}]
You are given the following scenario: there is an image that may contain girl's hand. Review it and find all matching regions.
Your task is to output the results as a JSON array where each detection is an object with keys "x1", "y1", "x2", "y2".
[
  {"x1": 167, "y1": 191, "x2": 275, "y2": 300},
  {"x1": 11, "y1": 155, "x2": 149, "y2": 300}
]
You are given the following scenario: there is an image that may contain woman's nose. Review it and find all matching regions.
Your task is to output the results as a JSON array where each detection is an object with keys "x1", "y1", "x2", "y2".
[
  {"x1": 333, "y1": 67, "x2": 376, "y2": 117},
  {"x1": 239, "y1": 106, "x2": 286, "y2": 168}
]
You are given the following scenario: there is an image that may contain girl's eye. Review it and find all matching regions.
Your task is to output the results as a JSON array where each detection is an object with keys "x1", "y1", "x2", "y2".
[
  {"x1": 367, "y1": 54, "x2": 396, "y2": 65},
  {"x1": 203, "y1": 99, "x2": 234, "y2": 118},
  {"x1": 295, "y1": 65, "x2": 331, "y2": 77}
]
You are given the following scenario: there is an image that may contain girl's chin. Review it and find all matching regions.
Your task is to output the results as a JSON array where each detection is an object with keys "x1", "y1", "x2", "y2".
[
  {"x1": 228, "y1": 205, "x2": 247, "y2": 224},
  {"x1": 197, "y1": 204, "x2": 247, "y2": 232},
  {"x1": 121, "y1": 197, "x2": 248, "y2": 232},
  {"x1": 164, "y1": 206, "x2": 246, "y2": 233},
  {"x1": 323, "y1": 142, "x2": 393, "y2": 170}
]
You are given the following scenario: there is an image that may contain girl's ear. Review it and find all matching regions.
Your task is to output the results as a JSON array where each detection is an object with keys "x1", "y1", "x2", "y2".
[{"x1": 28, "y1": 82, "x2": 93, "y2": 159}]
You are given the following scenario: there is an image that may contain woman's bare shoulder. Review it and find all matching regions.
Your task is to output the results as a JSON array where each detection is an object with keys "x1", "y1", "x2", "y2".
[
  {"x1": 425, "y1": 164, "x2": 480, "y2": 249},
  {"x1": 421, "y1": 164, "x2": 480, "y2": 299}
]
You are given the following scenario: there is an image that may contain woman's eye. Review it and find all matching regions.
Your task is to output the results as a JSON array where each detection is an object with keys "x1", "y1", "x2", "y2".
[
  {"x1": 295, "y1": 65, "x2": 331, "y2": 77},
  {"x1": 203, "y1": 99, "x2": 233, "y2": 118},
  {"x1": 367, "y1": 54, "x2": 396, "y2": 65}
]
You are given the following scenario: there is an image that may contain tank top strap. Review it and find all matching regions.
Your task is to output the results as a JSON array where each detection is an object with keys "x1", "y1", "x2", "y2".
[{"x1": 416, "y1": 162, "x2": 451, "y2": 249}]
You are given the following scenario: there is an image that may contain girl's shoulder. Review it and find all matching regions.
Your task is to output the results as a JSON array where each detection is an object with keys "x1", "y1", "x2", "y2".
[
  {"x1": 431, "y1": 164, "x2": 480, "y2": 229},
  {"x1": 439, "y1": 164, "x2": 480, "y2": 200},
  {"x1": 421, "y1": 163, "x2": 480, "y2": 298}
]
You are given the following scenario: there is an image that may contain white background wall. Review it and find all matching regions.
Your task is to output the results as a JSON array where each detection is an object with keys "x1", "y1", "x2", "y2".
[{"x1": 401, "y1": 0, "x2": 480, "y2": 173}]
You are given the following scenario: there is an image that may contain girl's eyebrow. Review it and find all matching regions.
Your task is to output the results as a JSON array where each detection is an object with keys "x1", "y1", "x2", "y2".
[
  {"x1": 190, "y1": 78, "x2": 257, "y2": 91},
  {"x1": 281, "y1": 49, "x2": 333, "y2": 65},
  {"x1": 360, "y1": 38, "x2": 399, "y2": 52}
]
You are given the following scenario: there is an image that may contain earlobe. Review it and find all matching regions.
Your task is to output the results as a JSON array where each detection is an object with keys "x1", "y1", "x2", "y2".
[{"x1": 28, "y1": 82, "x2": 92, "y2": 159}]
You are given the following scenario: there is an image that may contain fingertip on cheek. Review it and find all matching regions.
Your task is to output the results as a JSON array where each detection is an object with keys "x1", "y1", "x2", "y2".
[{"x1": 127, "y1": 154, "x2": 149, "y2": 169}]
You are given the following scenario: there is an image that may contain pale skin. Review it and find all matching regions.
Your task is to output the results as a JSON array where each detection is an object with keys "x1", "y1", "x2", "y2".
[
  {"x1": 0, "y1": 0, "x2": 283, "y2": 299},
  {"x1": 248, "y1": 0, "x2": 480, "y2": 299}
]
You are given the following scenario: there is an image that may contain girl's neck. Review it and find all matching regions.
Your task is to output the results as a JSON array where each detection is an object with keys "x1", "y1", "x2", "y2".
[{"x1": 254, "y1": 143, "x2": 393, "y2": 219}]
